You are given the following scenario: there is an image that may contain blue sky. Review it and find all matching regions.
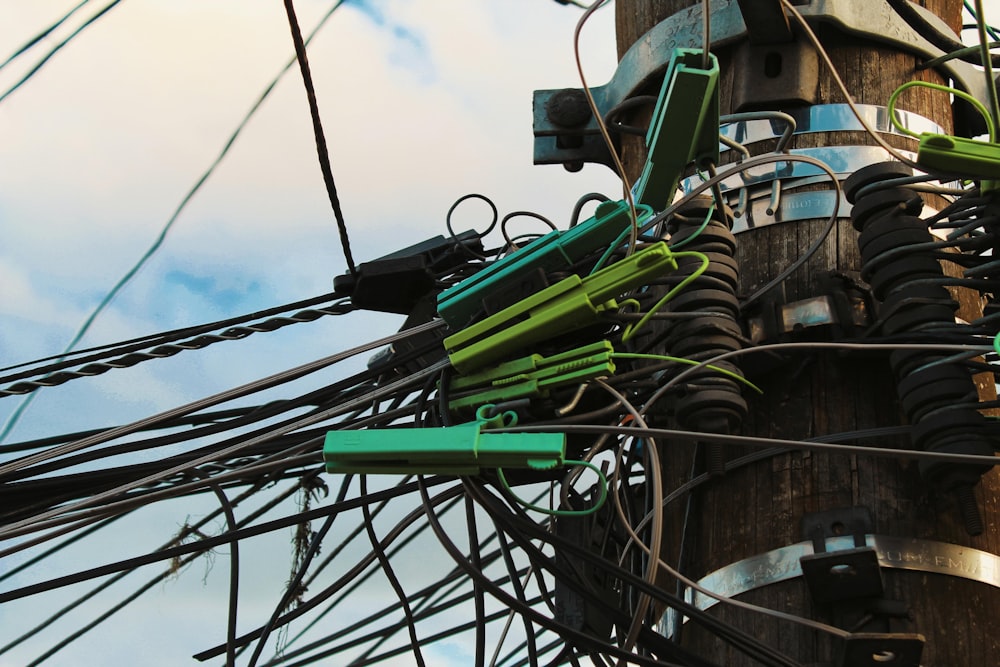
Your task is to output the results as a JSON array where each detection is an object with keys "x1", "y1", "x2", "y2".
[{"x1": 0, "y1": 1, "x2": 621, "y2": 665}]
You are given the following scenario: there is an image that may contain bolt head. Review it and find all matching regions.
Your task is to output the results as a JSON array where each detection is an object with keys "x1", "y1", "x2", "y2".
[{"x1": 545, "y1": 89, "x2": 591, "y2": 128}]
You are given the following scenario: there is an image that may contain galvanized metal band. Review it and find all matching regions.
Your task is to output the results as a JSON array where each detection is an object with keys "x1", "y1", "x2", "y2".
[
  {"x1": 659, "y1": 535, "x2": 1000, "y2": 635},
  {"x1": 732, "y1": 190, "x2": 849, "y2": 233},
  {"x1": 680, "y1": 146, "x2": 918, "y2": 195},
  {"x1": 720, "y1": 104, "x2": 945, "y2": 150}
]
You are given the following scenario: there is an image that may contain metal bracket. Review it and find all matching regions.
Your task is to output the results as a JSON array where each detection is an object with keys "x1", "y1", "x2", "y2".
[
  {"x1": 660, "y1": 533, "x2": 1000, "y2": 639},
  {"x1": 834, "y1": 633, "x2": 924, "y2": 667},
  {"x1": 800, "y1": 507, "x2": 884, "y2": 603},
  {"x1": 533, "y1": 0, "x2": 987, "y2": 170},
  {"x1": 737, "y1": 0, "x2": 792, "y2": 44},
  {"x1": 747, "y1": 272, "x2": 872, "y2": 344},
  {"x1": 732, "y1": 38, "x2": 819, "y2": 111}
]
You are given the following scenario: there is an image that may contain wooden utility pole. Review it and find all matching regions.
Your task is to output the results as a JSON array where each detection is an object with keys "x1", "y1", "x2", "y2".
[{"x1": 615, "y1": 2, "x2": 1000, "y2": 664}]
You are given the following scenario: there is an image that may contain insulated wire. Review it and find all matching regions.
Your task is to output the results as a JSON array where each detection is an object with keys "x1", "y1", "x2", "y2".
[
  {"x1": 502, "y1": 421, "x2": 998, "y2": 469},
  {"x1": 780, "y1": 0, "x2": 922, "y2": 170},
  {"x1": 464, "y1": 478, "x2": 793, "y2": 667},
  {"x1": 0, "y1": 358, "x2": 446, "y2": 541},
  {"x1": 244, "y1": 476, "x2": 353, "y2": 667},
  {"x1": 467, "y1": 493, "x2": 487, "y2": 667},
  {"x1": 0, "y1": 0, "x2": 349, "y2": 444},
  {"x1": 0, "y1": 292, "x2": 347, "y2": 382},
  {"x1": 1, "y1": 479, "x2": 422, "y2": 602},
  {"x1": 0, "y1": 319, "x2": 443, "y2": 480},
  {"x1": 591, "y1": 380, "x2": 662, "y2": 656},
  {"x1": 191, "y1": 480, "x2": 465, "y2": 662},
  {"x1": 0, "y1": 302, "x2": 351, "y2": 397},
  {"x1": 210, "y1": 484, "x2": 241, "y2": 667},
  {"x1": 360, "y1": 475, "x2": 427, "y2": 667},
  {"x1": 9, "y1": 481, "x2": 303, "y2": 664},
  {"x1": 0, "y1": 0, "x2": 123, "y2": 104},
  {"x1": 263, "y1": 492, "x2": 471, "y2": 663},
  {"x1": 975, "y1": 0, "x2": 1000, "y2": 132},
  {"x1": 574, "y1": 0, "x2": 640, "y2": 254},
  {"x1": 282, "y1": 0, "x2": 357, "y2": 277},
  {"x1": 0, "y1": 0, "x2": 92, "y2": 71},
  {"x1": 419, "y1": 477, "x2": 694, "y2": 667}
]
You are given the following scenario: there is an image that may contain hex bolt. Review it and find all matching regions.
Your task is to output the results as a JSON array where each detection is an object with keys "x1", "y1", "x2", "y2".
[{"x1": 545, "y1": 89, "x2": 592, "y2": 128}]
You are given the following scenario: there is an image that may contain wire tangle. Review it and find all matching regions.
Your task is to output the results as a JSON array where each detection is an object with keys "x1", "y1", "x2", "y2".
[{"x1": 9, "y1": 2, "x2": 1000, "y2": 667}]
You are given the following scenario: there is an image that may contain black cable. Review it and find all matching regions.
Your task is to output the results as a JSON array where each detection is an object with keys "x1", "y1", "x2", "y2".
[
  {"x1": 191, "y1": 480, "x2": 464, "y2": 662},
  {"x1": 603, "y1": 95, "x2": 658, "y2": 137},
  {"x1": 490, "y1": 507, "x2": 540, "y2": 667},
  {"x1": 0, "y1": 303, "x2": 351, "y2": 397},
  {"x1": 360, "y1": 475, "x2": 427, "y2": 667},
  {"x1": 0, "y1": 344, "x2": 411, "y2": 486},
  {"x1": 0, "y1": 292, "x2": 345, "y2": 379},
  {"x1": 420, "y1": 477, "x2": 706, "y2": 667},
  {"x1": 0, "y1": 476, "x2": 451, "y2": 604},
  {"x1": 280, "y1": 603, "x2": 543, "y2": 667},
  {"x1": 465, "y1": 479, "x2": 798, "y2": 667},
  {"x1": 0, "y1": 0, "x2": 123, "y2": 104},
  {"x1": 245, "y1": 475, "x2": 353, "y2": 667},
  {"x1": 0, "y1": 0, "x2": 91, "y2": 71},
  {"x1": 0, "y1": 512, "x2": 126, "y2": 585},
  {"x1": 282, "y1": 0, "x2": 358, "y2": 276},
  {"x1": 467, "y1": 493, "x2": 487, "y2": 667},
  {"x1": 209, "y1": 484, "x2": 241, "y2": 667},
  {"x1": 569, "y1": 193, "x2": 612, "y2": 227},
  {"x1": 8, "y1": 479, "x2": 292, "y2": 664},
  {"x1": 264, "y1": 530, "x2": 507, "y2": 666},
  {"x1": 254, "y1": 492, "x2": 468, "y2": 663}
]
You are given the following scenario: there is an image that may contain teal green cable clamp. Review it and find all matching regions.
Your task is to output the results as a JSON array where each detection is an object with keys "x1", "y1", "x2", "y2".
[
  {"x1": 323, "y1": 405, "x2": 565, "y2": 475},
  {"x1": 633, "y1": 48, "x2": 720, "y2": 212},
  {"x1": 447, "y1": 341, "x2": 615, "y2": 413},
  {"x1": 437, "y1": 199, "x2": 653, "y2": 328}
]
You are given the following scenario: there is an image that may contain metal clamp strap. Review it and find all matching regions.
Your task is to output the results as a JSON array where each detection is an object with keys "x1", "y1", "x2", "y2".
[
  {"x1": 720, "y1": 104, "x2": 945, "y2": 150},
  {"x1": 659, "y1": 534, "x2": 1000, "y2": 635}
]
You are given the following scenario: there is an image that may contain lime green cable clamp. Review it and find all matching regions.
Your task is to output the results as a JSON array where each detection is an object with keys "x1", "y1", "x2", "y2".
[
  {"x1": 445, "y1": 242, "x2": 677, "y2": 374},
  {"x1": 888, "y1": 80, "x2": 1000, "y2": 184},
  {"x1": 447, "y1": 341, "x2": 616, "y2": 413}
]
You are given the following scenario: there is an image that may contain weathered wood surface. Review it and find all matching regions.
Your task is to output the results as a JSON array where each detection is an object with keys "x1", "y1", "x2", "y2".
[{"x1": 615, "y1": 2, "x2": 1000, "y2": 664}]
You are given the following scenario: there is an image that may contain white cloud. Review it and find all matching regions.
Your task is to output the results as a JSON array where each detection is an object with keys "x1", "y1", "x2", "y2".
[{"x1": 0, "y1": 1, "x2": 627, "y2": 664}]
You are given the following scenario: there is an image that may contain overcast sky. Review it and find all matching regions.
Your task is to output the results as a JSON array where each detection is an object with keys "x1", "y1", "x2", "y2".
[{"x1": 0, "y1": 1, "x2": 622, "y2": 665}]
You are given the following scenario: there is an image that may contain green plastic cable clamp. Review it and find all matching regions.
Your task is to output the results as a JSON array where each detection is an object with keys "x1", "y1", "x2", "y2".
[
  {"x1": 633, "y1": 48, "x2": 720, "y2": 211},
  {"x1": 917, "y1": 133, "x2": 1000, "y2": 179},
  {"x1": 444, "y1": 242, "x2": 677, "y2": 374},
  {"x1": 447, "y1": 341, "x2": 616, "y2": 412},
  {"x1": 436, "y1": 200, "x2": 653, "y2": 328},
  {"x1": 323, "y1": 405, "x2": 565, "y2": 474}
]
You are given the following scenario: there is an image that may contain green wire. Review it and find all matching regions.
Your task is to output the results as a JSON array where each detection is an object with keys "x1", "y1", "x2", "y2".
[
  {"x1": 975, "y1": 0, "x2": 1000, "y2": 137},
  {"x1": 495, "y1": 459, "x2": 608, "y2": 517},
  {"x1": 887, "y1": 80, "x2": 996, "y2": 142},
  {"x1": 612, "y1": 353, "x2": 762, "y2": 394},
  {"x1": 920, "y1": 41, "x2": 1000, "y2": 70},
  {"x1": 668, "y1": 204, "x2": 714, "y2": 250},
  {"x1": 589, "y1": 225, "x2": 632, "y2": 275},
  {"x1": 621, "y1": 250, "x2": 709, "y2": 342},
  {"x1": 967, "y1": 0, "x2": 1000, "y2": 42}
]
